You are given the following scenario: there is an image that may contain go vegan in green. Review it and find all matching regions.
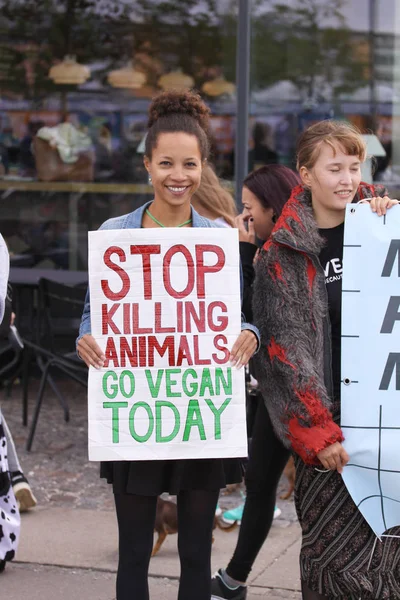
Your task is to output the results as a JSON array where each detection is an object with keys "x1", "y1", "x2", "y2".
[{"x1": 102, "y1": 367, "x2": 232, "y2": 444}]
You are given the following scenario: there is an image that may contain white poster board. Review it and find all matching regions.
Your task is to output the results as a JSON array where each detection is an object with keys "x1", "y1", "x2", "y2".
[
  {"x1": 342, "y1": 204, "x2": 400, "y2": 538},
  {"x1": 87, "y1": 228, "x2": 247, "y2": 462}
]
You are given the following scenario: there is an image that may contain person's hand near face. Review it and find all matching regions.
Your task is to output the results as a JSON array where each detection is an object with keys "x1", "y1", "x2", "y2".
[{"x1": 235, "y1": 213, "x2": 256, "y2": 245}]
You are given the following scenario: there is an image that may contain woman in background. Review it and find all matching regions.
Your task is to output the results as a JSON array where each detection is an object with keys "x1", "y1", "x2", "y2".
[
  {"x1": 211, "y1": 165, "x2": 300, "y2": 600},
  {"x1": 191, "y1": 164, "x2": 237, "y2": 227}
]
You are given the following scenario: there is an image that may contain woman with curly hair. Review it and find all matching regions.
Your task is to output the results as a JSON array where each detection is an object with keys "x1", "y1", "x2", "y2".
[{"x1": 77, "y1": 90, "x2": 259, "y2": 600}]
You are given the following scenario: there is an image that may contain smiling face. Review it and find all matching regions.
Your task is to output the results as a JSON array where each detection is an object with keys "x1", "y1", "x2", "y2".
[
  {"x1": 144, "y1": 132, "x2": 203, "y2": 209},
  {"x1": 300, "y1": 142, "x2": 362, "y2": 219},
  {"x1": 242, "y1": 186, "x2": 274, "y2": 240}
]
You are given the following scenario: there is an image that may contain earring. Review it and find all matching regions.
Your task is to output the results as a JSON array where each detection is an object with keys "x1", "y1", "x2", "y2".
[
  {"x1": 272, "y1": 214, "x2": 277, "y2": 224},
  {"x1": 148, "y1": 174, "x2": 152, "y2": 185}
]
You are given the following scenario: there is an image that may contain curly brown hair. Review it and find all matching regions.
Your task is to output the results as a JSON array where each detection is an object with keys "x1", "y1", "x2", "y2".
[{"x1": 145, "y1": 90, "x2": 211, "y2": 160}]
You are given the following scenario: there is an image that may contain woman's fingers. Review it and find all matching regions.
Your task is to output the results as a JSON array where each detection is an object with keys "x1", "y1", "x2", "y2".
[
  {"x1": 235, "y1": 213, "x2": 256, "y2": 244},
  {"x1": 230, "y1": 330, "x2": 258, "y2": 368},
  {"x1": 77, "y1": 334, "x2": 105, "y2": 369},
  {"x1": 247, "y1": 218, "x2": 256, "y2": 245},
  {"x1": 369, "y1": 196, "x2": 399, "y2": 216},
  {"x1": 317, "y1": 442, "x2": 349, "y2": 474}
]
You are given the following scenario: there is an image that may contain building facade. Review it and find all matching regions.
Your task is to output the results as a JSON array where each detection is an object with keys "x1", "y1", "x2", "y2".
[{"x1": 0, "y1": 0, "x2": 399, "y2": 270}]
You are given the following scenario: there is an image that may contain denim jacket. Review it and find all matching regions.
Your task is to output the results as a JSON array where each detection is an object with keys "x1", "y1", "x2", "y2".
[{"x1": 78, "y1": 201, "x2": 260, "y2": 347}]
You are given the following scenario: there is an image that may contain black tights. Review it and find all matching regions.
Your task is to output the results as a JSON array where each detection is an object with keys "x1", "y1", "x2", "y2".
[
  {"x1": 226, "y1": 397, "x2": 290, "y2": 582},
  {"x1": 114, "y1": 488, "x2": 219, "y2": 600}
]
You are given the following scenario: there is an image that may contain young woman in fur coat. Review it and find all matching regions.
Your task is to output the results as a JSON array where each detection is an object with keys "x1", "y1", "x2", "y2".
[{"x1": 253, "y1": 120, "x2": 400, "y2": 600}]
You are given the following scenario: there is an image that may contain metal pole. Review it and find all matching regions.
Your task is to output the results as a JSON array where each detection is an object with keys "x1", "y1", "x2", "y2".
[
  {"x1": 234, "y1": 0, "x2": 251, "y2": 207},
  {"x1": 369, "y1": 0, "x2": 377, "y2": 132}
]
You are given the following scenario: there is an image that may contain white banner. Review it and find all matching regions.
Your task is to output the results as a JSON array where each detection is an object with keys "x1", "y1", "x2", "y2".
[
  {"x1": 87, "y1": 228, "x2": 247, "y2": 462},
  {"x1": 342, "y1": 204, "x2": 400, "y2": 538}
]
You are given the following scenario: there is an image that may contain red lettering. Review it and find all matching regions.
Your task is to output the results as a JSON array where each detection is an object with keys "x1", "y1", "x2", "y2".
[
  {"x1": 184, "y1": 301, "x2": 206, "y2": 333},
  {"x1": 119, "y1": 337, "x2": 138, "y2": 368},
  {"x1": 123, "y1": 303, "x2": 130, "y2": 334},
  {"x1": 212, "y1": 334, "x2": 230, "y2": 364},
  {"x1": 102, "y1": 304, "x2": 120, "y2": 335},
  {"x1": 101, "y1": 246, "x2": 130, "y2": 301},
  {"x1": 195, "y1": 245, "x2": 225, "y2": 298},
  {"x1": 154, "y1": 301, "x2": 175, "y2": 333},
  {"x1": 130, "y1": 245, "x2": 161, "y2": 300},
  {"x1": 147, "y1": 335, "x2": 175, "y2": 367},
  {"x1": 208, "y1": 301, "x2": 228, "y2": 332},
  {"x1": 132, "y1": 304, "x2": 152, "y2": 334},
  {"x1": 104, "y1": 337, "x2": 119, "y2": 367},
  {"x1": 163, "y1": 245, "x2": 195, "y2": 299},
  {"x1": 176, "y1": 336, "x2": 193, "y2": 366},
  {"x1": 138, "y1": 336, "x2": 147, "y2": 367},
  {"x1": 177, "y1": 301, "x2": 183, "y2": 333},
  {"x1": 193, "y1": 335, "x2": 211, "y2": 365}
]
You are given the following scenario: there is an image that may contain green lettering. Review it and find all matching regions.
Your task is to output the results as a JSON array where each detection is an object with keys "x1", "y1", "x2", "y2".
[
  {"x1": 102, "y1": 370, "x2": 118, "y2": 399},
  {"x1": 182, "y1": 368, "x2": 198, "y2": 397},
  {"x1": 205, "y1": 397, "x2": 231, "y2": 440},
  {"x1": 155, "y1": 401, "x2": 180, "y2": 442},
  {"x1": 165, "y1": 368, "x2": 181, "y2": 398},
  {"x1": 183, "y1": 399, "x2": 206, "y2": 441},
  {"x1": 145, "y1": 369, "x2": 164, "y2": 398},
  {"x1": 120, "y1": 370, "x2": 135, "y2": 398},
  {"x1": 199, "y1": 368, "x2": 214, "y2": 396},
  {"x1": 215, "y1": 368, "x2": 232, "y2": 395},
  {"x1": 129, "y1": 402, "x2": 154, "y2": 442},
  {"x1": 103, "y1": 401, "x2": 128, "y2": 443}
]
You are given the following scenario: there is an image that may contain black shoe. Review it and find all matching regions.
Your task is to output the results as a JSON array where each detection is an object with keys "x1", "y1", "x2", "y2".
[
  {"x1": 0, "y1": 560, "x2": 6, "y2": 573},
  {"x1": 211, "y1": 569, "x2": 247, "y2": 600}
]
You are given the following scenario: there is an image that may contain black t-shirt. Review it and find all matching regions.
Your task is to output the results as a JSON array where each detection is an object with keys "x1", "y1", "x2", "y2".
[{"x1": 318, "y1": 222, "x2": 344, "y2": 400}]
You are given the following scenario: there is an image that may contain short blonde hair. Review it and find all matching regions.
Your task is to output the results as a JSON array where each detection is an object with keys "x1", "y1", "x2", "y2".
[
  {"x1": 191, "y1": 164, "x2": 237, "y2": 227},
  {"x1": 296, "y1": 120, "x2": 367, "y2": 171}
]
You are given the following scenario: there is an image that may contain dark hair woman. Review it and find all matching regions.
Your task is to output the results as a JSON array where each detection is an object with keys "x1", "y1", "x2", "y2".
[
  {"x1": 252, "y1": 120, "x2": 399, "y2": 600},
  {"x1": 77, "y1": 90, "x2": 259, "y2": 600},
  {"x1": 211, "y1": 164, "x2": 301, "y2": 600}
]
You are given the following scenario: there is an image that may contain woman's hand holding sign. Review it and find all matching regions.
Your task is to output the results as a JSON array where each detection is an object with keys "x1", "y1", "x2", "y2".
[
  {"x1": 230, "y1": 329, "x2": 258, "y2": 368},
  {"x1": 77, "y1": 334, "x2": 105, "y2": 369},
  {"x1": 317, "y1": 442, "x2": 349, "y2": 474},
  {"x1": 360, "y1": 195, "x2": 399, "y2": 216}
]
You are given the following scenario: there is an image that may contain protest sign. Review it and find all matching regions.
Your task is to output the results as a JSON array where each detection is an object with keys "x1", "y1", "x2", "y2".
[
  {"x1": 87, "y1": 228, "x2": 247, "y2": 462},
  {"x1": 342, "y1": 204, "x2": 400, "y2": 538}
]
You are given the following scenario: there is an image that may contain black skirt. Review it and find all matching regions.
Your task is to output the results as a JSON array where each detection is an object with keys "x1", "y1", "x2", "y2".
[{"x1": 100, "y1": 457, "x2": 243, "y2": 496}]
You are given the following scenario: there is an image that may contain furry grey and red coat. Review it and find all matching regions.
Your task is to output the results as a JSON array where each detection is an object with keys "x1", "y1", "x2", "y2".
[{"x1": 252, "y1": 182, "x2": 387, "y2": 464}]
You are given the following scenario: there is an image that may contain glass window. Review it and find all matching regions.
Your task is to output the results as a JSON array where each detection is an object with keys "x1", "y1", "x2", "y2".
[
  {"x1": 0, "y1": 0, "x2": 238, "y2": 269},
  {"x1": 249, "y1": 0, "x2": 400, "y2": 196}
]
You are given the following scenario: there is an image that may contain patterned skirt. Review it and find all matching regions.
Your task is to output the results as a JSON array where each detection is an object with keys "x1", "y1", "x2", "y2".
[
  {"x1": 295, "y1": 455, "x2": 400, "y2": 599},
  {"x1": 0, "y1": 412, "x2": 20, "y2": 563}
]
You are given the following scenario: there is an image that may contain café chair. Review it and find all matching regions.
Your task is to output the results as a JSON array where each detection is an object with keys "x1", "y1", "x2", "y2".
[{"x1": 26, "y1": 278, "x2": 88, "y2": 451}]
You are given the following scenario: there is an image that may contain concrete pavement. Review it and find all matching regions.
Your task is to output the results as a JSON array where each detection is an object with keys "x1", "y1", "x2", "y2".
[
  {"x1": 2, "y1": 505, "x2": 302, "y2": 599},
  {"x1": 1, "y1": 380, "x2": 302, "y2": 599}
]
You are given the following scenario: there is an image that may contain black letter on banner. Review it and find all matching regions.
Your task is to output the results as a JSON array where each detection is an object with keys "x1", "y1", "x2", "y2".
[
  {"x1": 380, "y1": 297, "x2": 400, "y2": 333},
  {"x1": 382, "y1": 240, "x2": 400, "y2": 277},
  {"x1": 379, "y1": 353, "x2": 400, "y2": 390}
]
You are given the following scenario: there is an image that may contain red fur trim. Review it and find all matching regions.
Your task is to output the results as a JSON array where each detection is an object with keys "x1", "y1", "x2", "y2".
[
  {"x1": 268, "y1": 260, "x2": 286, "y2": 283},
  {"x1": 262, "y1": 238, "x2": 272, "y2": 252},
  {"x1": 267, "y1": 337, "x2": 296, "y2": 369},
  {"x1": 273, "y1": 185, "x2": 306, "y2": 234},
  {"x1": 357, "y1": 182, "x2": 376, "y2": 200},
  {"x1": 288, "y1": 417, "x2": 344, "y2": 464},
  {"x1": 287, "y1": 386, "x2": 344, "y2": 463},
  {"x1": 306, "y1": 258, "x2": 316, "y2": 292}
]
